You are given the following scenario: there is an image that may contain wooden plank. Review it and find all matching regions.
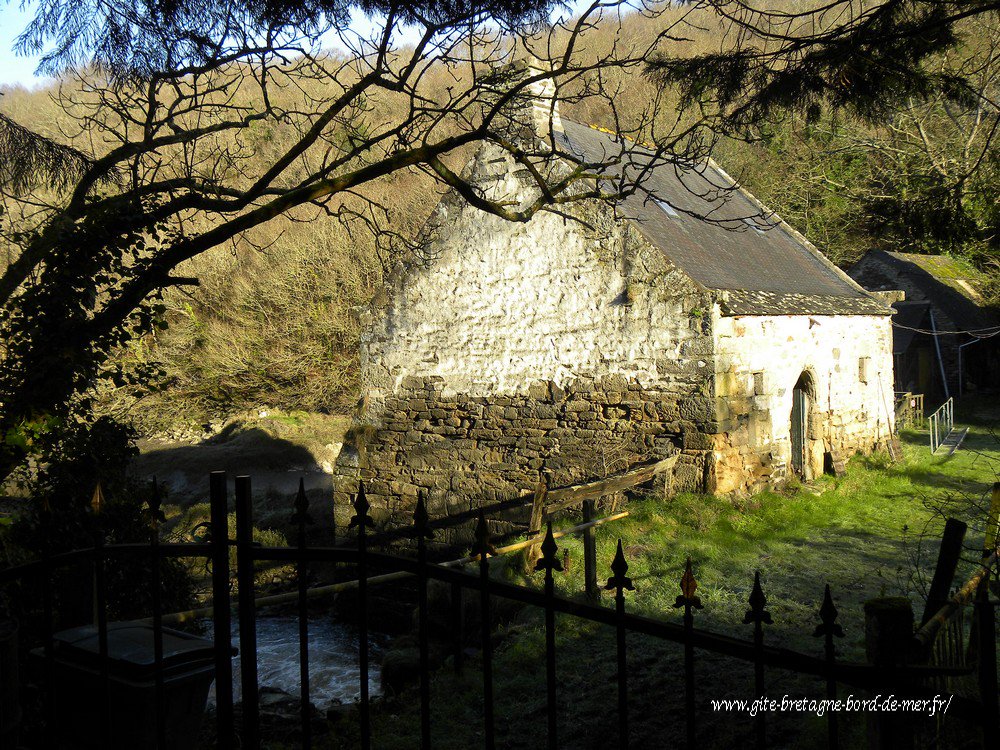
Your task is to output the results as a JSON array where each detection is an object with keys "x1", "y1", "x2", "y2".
[
  {"x1": 824, "y1": 450, "x2": 847, "y2": 477},
  {"x1": 920, "y1": 518, "x2": 967, "y2": 628},
  {"x1": 543, "y1": 454, "x2": 679, "y2": 517},
  {"x1": 525, "y1": 473, "x2": 549, "y2": 567},
  {"x1": 912, "y1": 547, "x2": 1000, "y2": 653},
  {"x1": 944, "y1": 427, "x2": 969, "y2": 456}
]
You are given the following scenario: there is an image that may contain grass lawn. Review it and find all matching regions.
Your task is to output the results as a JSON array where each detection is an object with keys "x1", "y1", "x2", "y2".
[
  {"x1": 543, "y1": 424, "x2": 1000, "y2": 656},
  {"x1": 309, "y1": 417, "x2": 1000, "y2": 750}
]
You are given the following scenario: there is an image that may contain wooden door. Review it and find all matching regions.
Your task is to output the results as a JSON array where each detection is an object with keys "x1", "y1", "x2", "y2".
[{"x1": 791, "y1": 386, "x2": 808, "y2": 478}]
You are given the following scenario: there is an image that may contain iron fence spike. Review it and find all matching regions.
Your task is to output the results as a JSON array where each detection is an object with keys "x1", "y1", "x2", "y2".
[
  {"x1": 535, "y1": 521, "x2": 563, "y2": 573},
  {"x1": 148, "y1": 477, "x2": 165, "y2": 527},
  {"x1": 91, "y1": 481, "x2": 105, "y2": 515},
  {"x1": 413, "y1": 490, "x2": 434, "y2": 539},
  {"x1": 743, "y1": 570, "x2": 773, "y2": 625},
  {"x1": 471, "y1": 510, "x2": 495, "y2": 559},
  {"x1": 347, "y1": 481, "x2": 375, "y2": 530},
  {"x1": 674, "y1": 556, "x2": 703, "y2": 610},
  {"x1": 605, "y1": 539, "x2": 634, "y2": 592},
  {"x1": 813, "y1": 583, "x2": 845, "y2": 638},
  {"x1": 292, "y1": 477, "x2": 313, "y2": 526}
]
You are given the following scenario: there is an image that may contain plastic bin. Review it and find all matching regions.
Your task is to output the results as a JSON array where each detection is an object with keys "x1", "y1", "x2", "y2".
[{"x1": 31, "y1": 622, "x2": 229, "y2": 750}]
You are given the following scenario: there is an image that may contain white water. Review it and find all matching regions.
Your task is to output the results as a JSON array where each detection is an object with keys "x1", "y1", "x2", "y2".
[{"x1": 210, "y1": 616, "x2": 384, "y2": 707}]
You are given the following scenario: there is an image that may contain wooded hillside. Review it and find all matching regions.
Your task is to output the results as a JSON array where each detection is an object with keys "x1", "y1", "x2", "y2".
[{"x1": 2, "y1": 5, "x2": 997, "y2": 430}]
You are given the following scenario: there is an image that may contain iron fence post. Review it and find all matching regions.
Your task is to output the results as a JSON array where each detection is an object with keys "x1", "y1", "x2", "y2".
[
  {"x1": 451, "y1": 580, "x2": 464, "y2": 675},
  {"x1": 583, "y1": 499, "x2": 598, "y2": 605},
  {"x1": 674, "y1": 557, "x2": 703, "y2": 749},
  {"x1": 292, "y1": 478, "x2": 313, "y2": 749},
  {"x1": 235, "y1": 476, "x2": 259, "y2": 750},
  {"x1": 607, "y1": 540, "x2": 634, "y2": 749},
  {"x1": 90, "y1": 484, "x2": 112, "y2": 748},
  {"x1": 536, "y1": 522, "x2": 563, "y2": 750},
  {"x1": 743, "y1": 571, "x2": 772, "y2": 750},
  {"x1": 209, "y1": 470, "x2": 234, "y2": 750},
  {"x1": 814, "y1": 584, "x2": 844, "y2": 750},
  {"x1": 414, "y1": 493, "x2": 434, "y2": 750},
  {"x1": 473, "y1": 512, "x2": 496, "y2": 750},
  {"x1": 349, "y1": 482, "x2": 374, "y2": 750},
  {"x1": 39, "y1": 500, "x2": 54, "y2": 748},
  {"x1": 148, "y1": 479, "x2": 167, "y2": 750}
]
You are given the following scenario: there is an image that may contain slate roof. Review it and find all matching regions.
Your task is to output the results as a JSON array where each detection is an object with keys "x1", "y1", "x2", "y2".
[
  {"x1": 557, "y1": 120, "x2": 889, "y2": 316},
  {"x1": 849, "y1": 250, "x2": 998, "y2": 331}
]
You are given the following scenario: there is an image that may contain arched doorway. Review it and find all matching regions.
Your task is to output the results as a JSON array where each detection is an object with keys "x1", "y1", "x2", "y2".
[{"x1": 790, "y1": 371, "x2": 815, "y2": 479}]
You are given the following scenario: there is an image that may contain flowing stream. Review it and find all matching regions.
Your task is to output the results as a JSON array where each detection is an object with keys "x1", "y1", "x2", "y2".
[{"x1": 209, "y1": 615, "x2": 385, "y2": 707}]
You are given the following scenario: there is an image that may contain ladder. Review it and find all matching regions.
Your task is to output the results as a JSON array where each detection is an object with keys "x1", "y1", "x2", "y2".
[{"x1": 929, "y1": 398, "x2": 967, "y2": 455}]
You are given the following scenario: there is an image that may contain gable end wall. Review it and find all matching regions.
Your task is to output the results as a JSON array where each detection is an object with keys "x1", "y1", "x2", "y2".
[
  {"x1": 335, "y1": 151, "x2": 720, "y2": 527},
  {"x1": 711, "y1": 312, "x2": 895, "y2": 493}
]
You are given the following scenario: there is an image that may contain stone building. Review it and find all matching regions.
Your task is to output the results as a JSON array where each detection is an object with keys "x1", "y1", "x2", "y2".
[
  {"x1": 335, "y1": 80, "x2": 894, "y2": 523},
  {"x1": 848, "y1": 250, "x2": 1000, "y2": 402}
]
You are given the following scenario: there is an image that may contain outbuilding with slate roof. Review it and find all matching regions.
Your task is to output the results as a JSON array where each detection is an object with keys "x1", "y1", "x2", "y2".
[
  {"x1": 335, "y1": 72, "x2": 894, "y2": 519},
  {"x1": 848, "y1": 250, "x2": 1000, "y2": 400}
]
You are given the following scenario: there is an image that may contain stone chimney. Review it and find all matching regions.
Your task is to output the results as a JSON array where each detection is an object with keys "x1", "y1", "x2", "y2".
[{"x1": 484, "y1": 58, "x2": 563, "y2": 149}]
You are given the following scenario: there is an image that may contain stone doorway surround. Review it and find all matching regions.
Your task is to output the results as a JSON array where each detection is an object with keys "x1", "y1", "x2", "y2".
[{"x1": 790, "y1": 370, "x2": 818, "y2": 480}]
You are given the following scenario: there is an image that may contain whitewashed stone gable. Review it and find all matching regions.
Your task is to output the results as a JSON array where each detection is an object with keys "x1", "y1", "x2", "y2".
[{"x1": 336, "y1": 125, "x2": 894, "y2": 523}]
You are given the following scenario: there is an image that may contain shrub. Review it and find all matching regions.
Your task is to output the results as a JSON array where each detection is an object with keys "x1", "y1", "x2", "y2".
[{"x1": 2, "y1": 416, "x2": 194, "y2": 631}]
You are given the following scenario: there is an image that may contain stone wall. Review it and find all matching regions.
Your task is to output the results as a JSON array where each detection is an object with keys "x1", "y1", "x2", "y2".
[
  {"x1": 360, "y1": 147, "x2": 716, "y2": 408},
  {"x1": 710, "y1": 312, "x2": 895, "y2": 494},
  {"x1": 335, "y1": 142, "x2": 718, "y2": 522},
  {"x1": 335, "y1": 140, "x2": 894, "y2": 516},
  {"x1": 334, "y1": 374, "x2": 710, "y2": 532}
]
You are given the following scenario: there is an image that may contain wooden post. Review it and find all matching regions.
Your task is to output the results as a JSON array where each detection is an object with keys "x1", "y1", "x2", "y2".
[
  {"x1": 864, "y1": 597, "x2": 914, "y2": 750},
  {"x1": 583, "y1": 499, "x2": 598, "y2": 604},
  {"x1": 525, "y1": 471, "x2": 549, "y2": 568},
  {"x1": 921, "y1": 518, "x2": 967, "y2": 628},
  {"x1": 209, "y1": 471, "x2": 235, "y2": 750},
  {"x1": 966, "y1": 486, "x2": 1000, "y2": 670},
  {"x1": 976, "y1": 575, "x2": 999, "y2": 745},
  {"x1": 986, "y1": 483, "x2": 1000, "y2": 555}
]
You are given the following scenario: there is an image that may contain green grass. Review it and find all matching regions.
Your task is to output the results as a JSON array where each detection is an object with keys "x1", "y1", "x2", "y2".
[
  {"x1": 540, "y1": 426, "x2": 999, "y2": 654},
  {"x1": 307, "y1": 422, "x2": 1000, "y2": 750}
]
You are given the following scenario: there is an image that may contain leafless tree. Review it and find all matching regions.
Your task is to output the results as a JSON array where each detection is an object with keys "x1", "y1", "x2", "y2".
[{"x1": 0, "y1": 0, "x2": 714, "y2": 482}]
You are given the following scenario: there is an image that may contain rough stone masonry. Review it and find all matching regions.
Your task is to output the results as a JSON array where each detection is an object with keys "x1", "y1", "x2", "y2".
[{"x1": 334, "y1": 66, "x2": 894, "y2": 529}]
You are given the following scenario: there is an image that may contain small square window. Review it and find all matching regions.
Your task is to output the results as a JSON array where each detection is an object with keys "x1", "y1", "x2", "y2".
[
  {"x1": 752, "y1": 371, "x2": 765, "y2": 395},
  {"x1": 859, "y1": 357, "x2": 871, "y2": 384}
]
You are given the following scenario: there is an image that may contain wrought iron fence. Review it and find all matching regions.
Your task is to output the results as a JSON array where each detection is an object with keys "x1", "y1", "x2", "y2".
[{"x1": 0, "y1": 472, "x2": 997, "y2": 750}]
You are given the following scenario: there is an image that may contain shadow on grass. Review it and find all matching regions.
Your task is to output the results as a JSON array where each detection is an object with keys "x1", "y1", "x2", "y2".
[
  {"x1": 309, "y1": 570, "x2": 953, "y2": 750},
  {"x1": 133, "y1": 427, "x2": 334, "y2": 510},
  {"x1": 955, "y1": 393, "x2": 1000, "y2": 426},
  {"x1": 897, "y1": 465, "x2": 992, "y2": 495},
  {"x1": 899, "y1": 429, "x2": 928, "y2": 446}
]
